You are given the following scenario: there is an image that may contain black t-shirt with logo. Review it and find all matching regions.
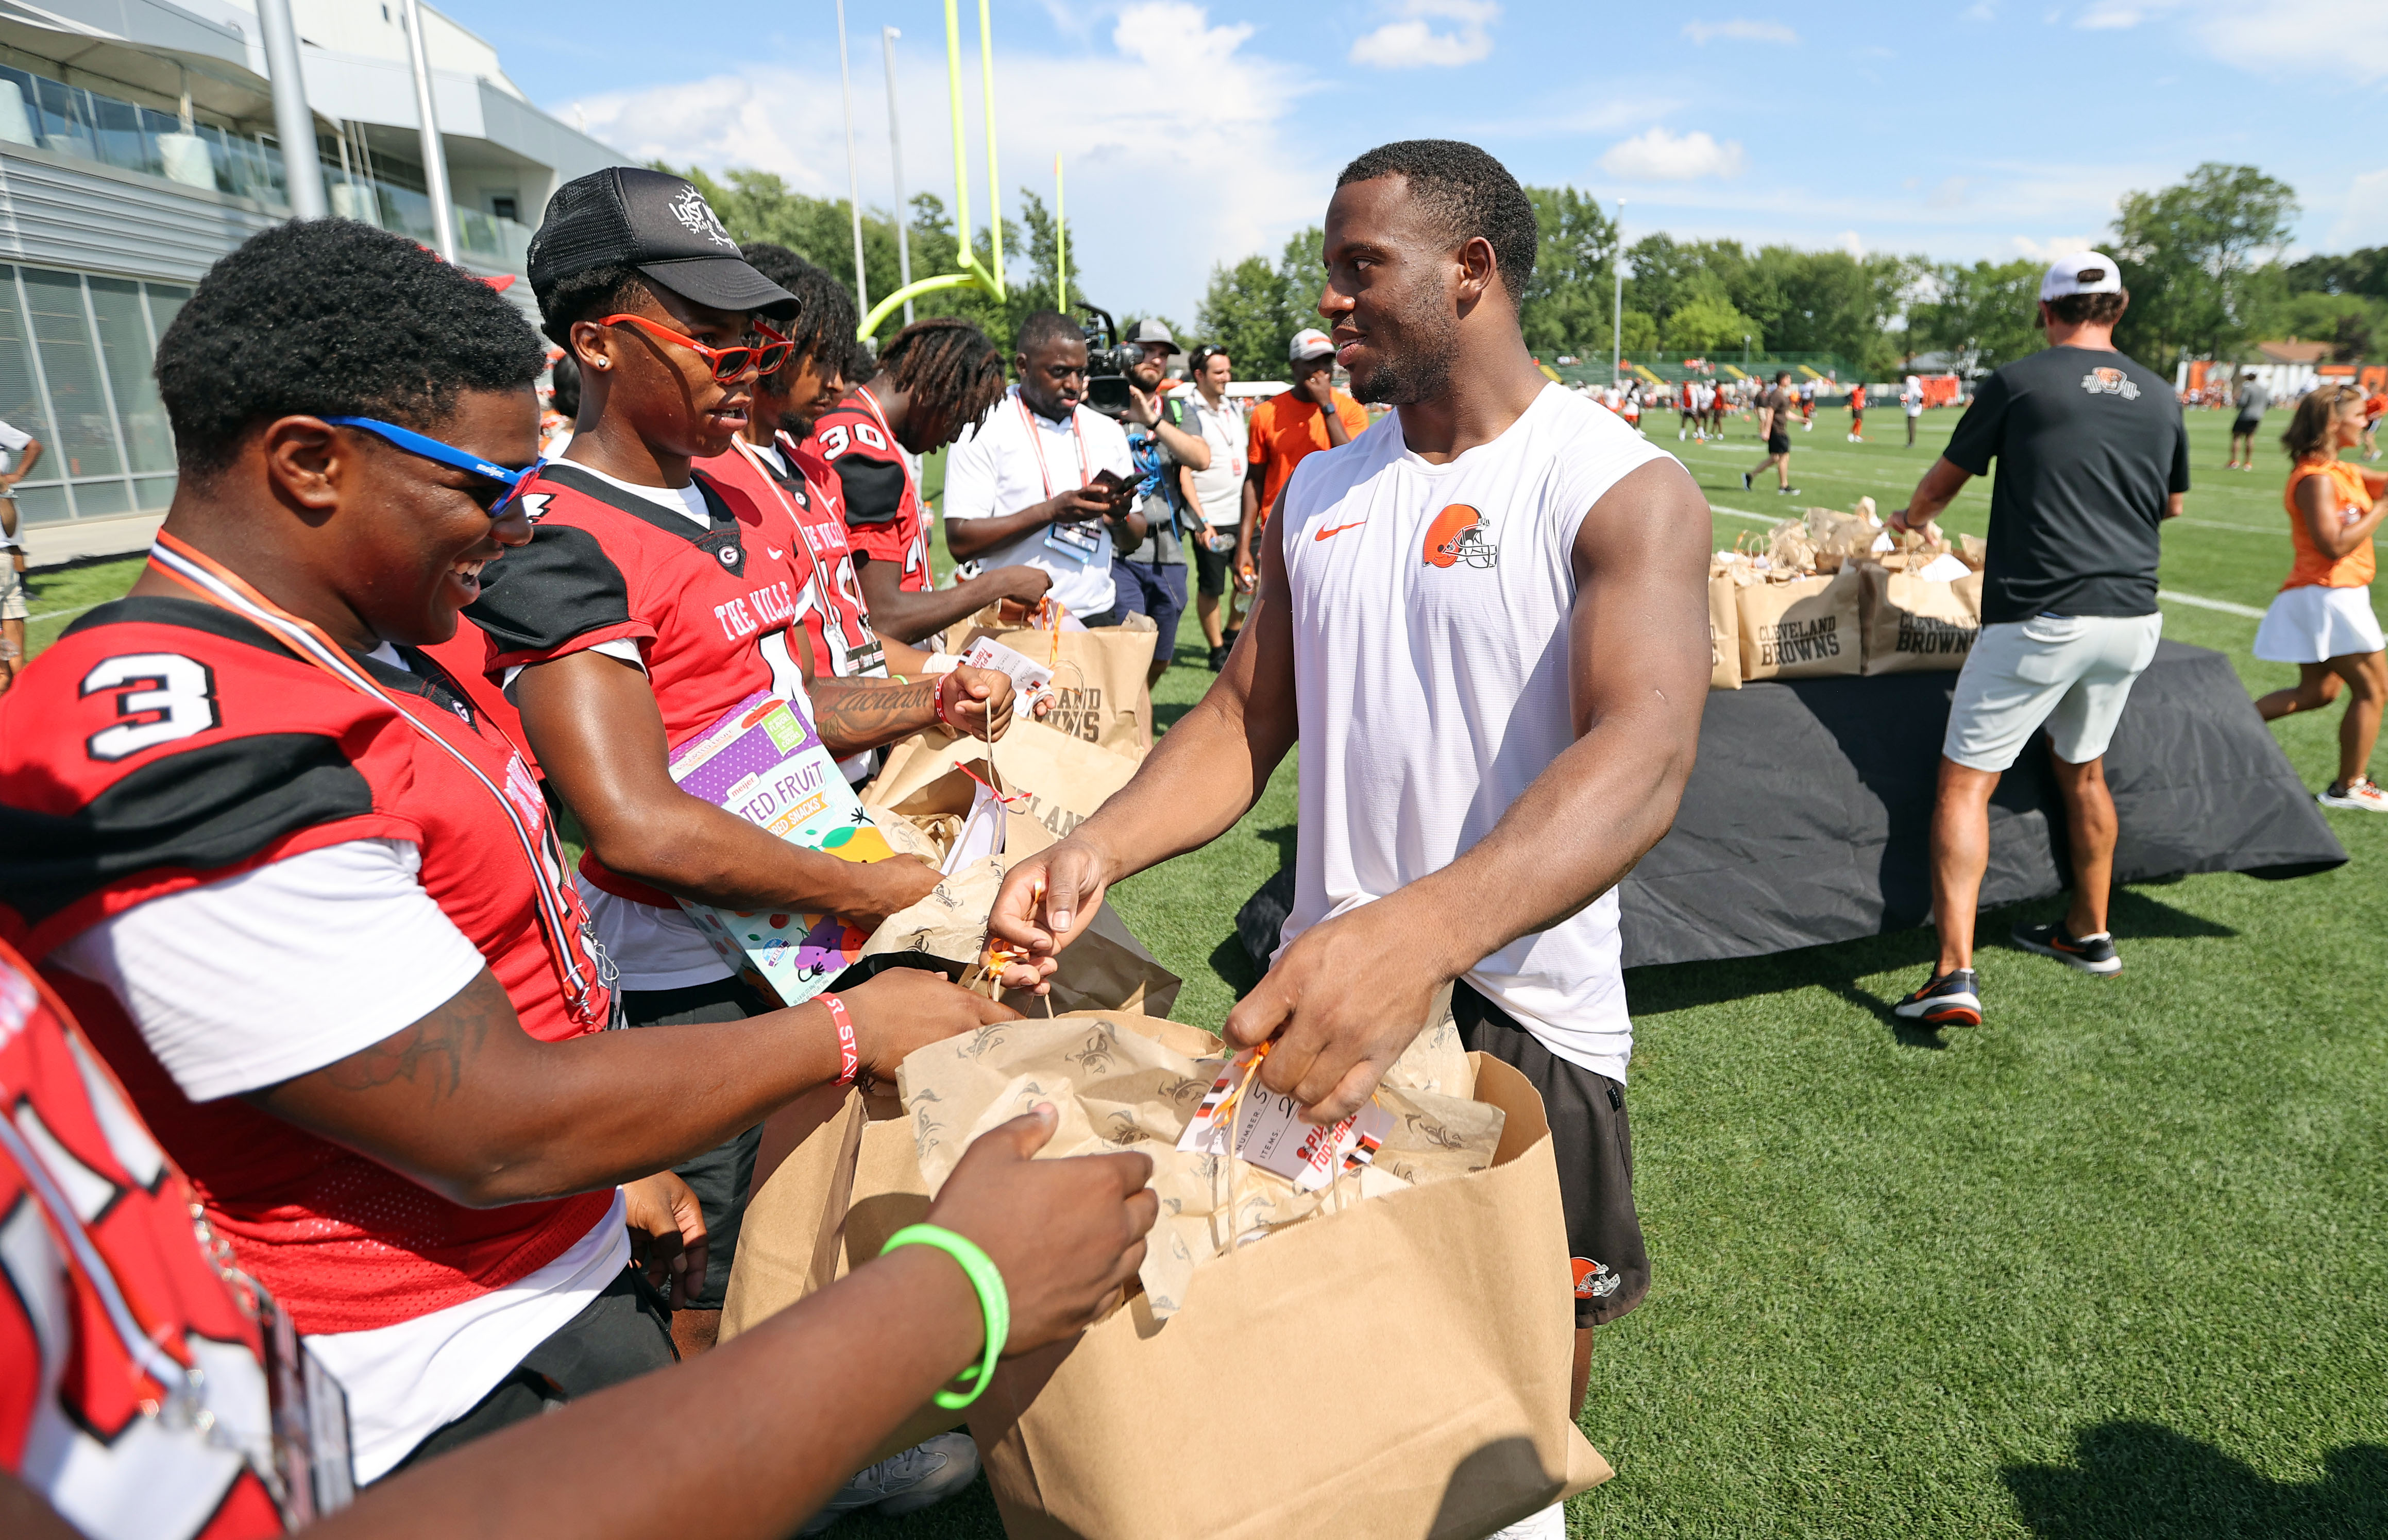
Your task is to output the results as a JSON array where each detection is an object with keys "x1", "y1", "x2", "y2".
[{"x1": 1943, "y1": 345, "x2": 2189, "y2": 624}]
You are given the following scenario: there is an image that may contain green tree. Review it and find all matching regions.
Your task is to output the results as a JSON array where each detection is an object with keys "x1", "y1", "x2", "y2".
[
  {"x1": 1910, "y1": 258, "x2": 2044, "y2": 374},
  {"x1": 1664, "y1": 293, "x2": 1762, "y2": 354},
  {"x1": 1518, "y1": 186, "x2": 1616, "y2": 359},
  {"x1": 2109, "y1": 162, "x2": 2298, "y2": 368},
  {"x1": 1195, "y1": 254, "x2": 1287, "y2": 379},
  {"x1": 1192, "y1": 226, "x2": 1327, "y2": 380}
]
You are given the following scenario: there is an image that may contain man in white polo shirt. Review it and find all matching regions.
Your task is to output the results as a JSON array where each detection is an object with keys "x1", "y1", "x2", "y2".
[
  {"x1": 942, "y1": 311, "x2": 1137, "y2": 621},
  {"x1": 990, "y1": 139, "x2": 1712, "y2": 1540}
]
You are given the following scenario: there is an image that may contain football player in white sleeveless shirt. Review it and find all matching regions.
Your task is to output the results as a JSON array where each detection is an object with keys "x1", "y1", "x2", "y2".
[{"x1": 993, "y1": 142, "x2": 1713, "y2": 1525}]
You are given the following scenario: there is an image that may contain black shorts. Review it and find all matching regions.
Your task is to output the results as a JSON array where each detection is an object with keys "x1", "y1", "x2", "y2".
[
  {"x1": 2233, "y1": 415, "x2": 2262, "y2": 437},
  {"x1": 1767, "y1": 431, "x2": 1791, "y2": 455},
  {"x1": 1191, "y1": 527, "x2": 1238, "y2": 595},
  {"x1": 621, "y1": 974, "x2": 776, "y2": 1311},
  {"x1": 1452, "y1": 982, "x2": 1649, "y2": 1328},
  {"x1": 386, "y1": 1267, "x2": 675, "y2": 1476}
]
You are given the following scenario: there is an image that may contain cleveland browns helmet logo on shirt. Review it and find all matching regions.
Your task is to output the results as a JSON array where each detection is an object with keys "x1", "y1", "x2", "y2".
[
  {"x1": 1421, "y1": 503, "x2": 1499, "y2": 570},
  {"x1": 2079, "y1": 366, "x2": 2141, "y2": 401}
]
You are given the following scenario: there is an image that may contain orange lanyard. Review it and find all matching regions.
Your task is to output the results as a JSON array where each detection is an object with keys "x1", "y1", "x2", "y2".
[
  {"x1": 1017, "y1": 393, "x2": 1091, "y2": 500},
  {"x1": 146, "y1": 532, "x2": 607, "y2": 1025}
]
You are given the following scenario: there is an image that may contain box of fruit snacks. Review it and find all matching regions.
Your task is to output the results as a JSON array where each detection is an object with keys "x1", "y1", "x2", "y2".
[{"x1": 666, "y1": 689, "x2": 903, "y2": 1006}]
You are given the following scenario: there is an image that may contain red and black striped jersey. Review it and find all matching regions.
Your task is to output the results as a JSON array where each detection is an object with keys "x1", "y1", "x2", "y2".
[
  {"x1": 0, "y1": 937, "x2": 285, "y2": 1539},
  {"x1": 697, "y1": 436, "x2": 886, "y2": 682},
  {"x1": 804, "y1": 388, "x2": 930, "y2": 593},
  {"x1": 0, "y1": 598, "x2": 614, "y2": 1335},
  {"x1": 461, "y1": 459, "x2": 823, "y2": 909}
]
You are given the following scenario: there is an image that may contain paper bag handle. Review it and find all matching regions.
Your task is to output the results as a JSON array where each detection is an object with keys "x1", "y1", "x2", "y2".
[{"x1": 805, "y1": 1088, "x2": 870, "y2": 1294}]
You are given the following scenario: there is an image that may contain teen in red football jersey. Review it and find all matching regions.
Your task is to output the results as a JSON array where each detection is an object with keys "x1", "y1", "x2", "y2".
[
  {"x1": 808, "y1": 318, "x2": 1056, "y2": 644},
  {"x1": 0, "y1": 221, "x2": 1011, "y2": 1486},
  {"x1": 466, "y1": 174, "x2": 1031, "y2": 1435},
  {"x1": 0, "y1": 936, "x2": 1155, "y2": 1540}
]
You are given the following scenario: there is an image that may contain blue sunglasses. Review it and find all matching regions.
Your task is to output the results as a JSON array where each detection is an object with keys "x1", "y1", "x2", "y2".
[{"x1": 324, "y1": 415, "x2": 536, "y2": 515}]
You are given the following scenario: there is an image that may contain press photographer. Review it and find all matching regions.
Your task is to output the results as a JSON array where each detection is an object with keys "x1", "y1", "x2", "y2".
[{"x1": 1107, "y1": 318, "x2": 1212, "y2": 682}]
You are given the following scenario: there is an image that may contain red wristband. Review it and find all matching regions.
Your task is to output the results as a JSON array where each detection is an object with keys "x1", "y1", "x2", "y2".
[
  {"x1": 932, "y1": 673, "x2": 953, "y2": 729},
  {"x1": 822, "y1": 993, "x2": 860, "y2": 1086}
]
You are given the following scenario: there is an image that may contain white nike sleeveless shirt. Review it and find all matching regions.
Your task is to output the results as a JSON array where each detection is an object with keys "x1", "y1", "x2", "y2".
[{"x1": 1275, "y1": 383, "x2": 1672, "y2": 1083}]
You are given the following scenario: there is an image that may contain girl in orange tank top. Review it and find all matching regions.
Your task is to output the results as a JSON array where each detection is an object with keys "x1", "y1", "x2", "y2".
[
  {"x1": 2254, "y1": 385, "x2": 2388, "y2": 810},
  {"x1": 2281, "y1": 458, "x2": 2376, "y2": 590}
]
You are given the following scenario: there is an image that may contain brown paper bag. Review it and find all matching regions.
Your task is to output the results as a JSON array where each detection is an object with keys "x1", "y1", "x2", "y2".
[
  {"x1": 861, "y1": 721, "x2": 1142, "y2": 862},
  {"x1": 714, "y1": 1080, "x2": 961, "y2": 1463},
  {"x1": 1860, "y1": 564, "x2": 1984, "y2": 675},
  {"x1": 1707, "y1": 569, "x2": 1741, "y2": 690},
  {"x1": 719, "y1": 1012, "x2": 1220, "y2": 1467},
  {"x1": 969, "y1": 1053, "x2": 1610, "y2": 1539},
  {"x1": 1736, "y1": 566, "x2": 1863, "y2": 681},
  {"x1": 953, "y1": 611, "x2": 1159, "y2": 758}
]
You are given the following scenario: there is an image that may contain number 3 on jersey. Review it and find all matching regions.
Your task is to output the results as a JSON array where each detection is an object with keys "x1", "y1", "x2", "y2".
[{"x1": 80, "y1": 653, "x2": 219, "y2": 760}]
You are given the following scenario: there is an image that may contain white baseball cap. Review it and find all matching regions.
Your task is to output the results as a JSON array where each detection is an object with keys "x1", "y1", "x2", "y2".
[
  {"x1": 2040, "y1": 250, "x2": 2123, "y2": 302},
  {"x1": 1289, "y1": 327, "x2": 1336, "y2": 363}
]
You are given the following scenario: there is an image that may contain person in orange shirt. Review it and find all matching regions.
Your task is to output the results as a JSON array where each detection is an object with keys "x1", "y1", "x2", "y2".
[
  {"x1": 1235, "y1": 327, "x2": 1368, "y2": 589},
  {"x1": 2362, "y1": 386, "x2": 2384, "y2": 462},
  {"x1": 2253, "y1": 384, "x2": 2388, "y2": 811}
]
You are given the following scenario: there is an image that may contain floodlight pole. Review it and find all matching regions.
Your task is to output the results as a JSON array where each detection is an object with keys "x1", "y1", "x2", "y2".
[
  {"x1": 1612, "y1": 198, "x2": 1625, "y2": 386},
  {"x1": 855, "y1": 0, "x2": 1005, "y2": 339},
  {"x1": 256, "y1": 0, "x2": 326, "y2": 219},
  {"x1": 836, "y1": 0, "x2": 869, "y2": 319},
  {"x1": 883, "y1": 27, "x2": 913, "y2": 324},
  {"x1": 977, "y1": 0, "x2": 1003, "y2": 293},
  {"x1": 398, "y1": 0, "x2": 455, "y2": 255}
]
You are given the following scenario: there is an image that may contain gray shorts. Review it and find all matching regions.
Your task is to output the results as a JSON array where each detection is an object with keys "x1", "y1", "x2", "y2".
[
  {"x1": 0, "y1": 564, "x2": 23, "y2": 626},
  {"x1": 1943, "y1": 612, "x2": 2163, "y2": 771}
]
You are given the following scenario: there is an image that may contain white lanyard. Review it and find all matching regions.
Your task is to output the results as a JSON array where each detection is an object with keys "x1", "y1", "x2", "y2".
[{"x1": 1017, "y1": 393, "x2": 1092, "y2": 501}]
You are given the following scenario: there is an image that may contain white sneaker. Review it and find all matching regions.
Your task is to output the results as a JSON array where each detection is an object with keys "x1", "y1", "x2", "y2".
[
  {"x1": 1485, "y1": 1501, "x2": 1568, "y2": 1539},
  {"x1": 2317, "y1": 778, "x2": 2388, "y2": 812},
  {"x1": 798, "y1": 1434, "x2": 980, "y2": 1533}
]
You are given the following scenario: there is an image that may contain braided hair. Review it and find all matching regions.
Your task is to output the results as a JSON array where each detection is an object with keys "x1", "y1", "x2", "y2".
[
  {"x1": 740, "y1": 243, "x2": 859, "y2": 388},
  {"x1": 861, "y1": 317, "x2": 1008, "y2": 450}
]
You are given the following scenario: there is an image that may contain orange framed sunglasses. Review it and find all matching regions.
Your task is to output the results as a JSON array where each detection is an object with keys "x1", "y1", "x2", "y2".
[{"x1": 597, "y1": 313, "x2": 793, "y2": 383}]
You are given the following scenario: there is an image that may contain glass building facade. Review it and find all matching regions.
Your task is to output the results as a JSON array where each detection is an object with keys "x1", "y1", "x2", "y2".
[{"x1": 0, "y1": 265, "x2": 189, "y2": 525}]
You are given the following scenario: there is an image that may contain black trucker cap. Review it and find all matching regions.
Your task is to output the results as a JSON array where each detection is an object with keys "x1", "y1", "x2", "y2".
[{"x1": 528, "y1": 167, "x2": 798, "y2": 319}]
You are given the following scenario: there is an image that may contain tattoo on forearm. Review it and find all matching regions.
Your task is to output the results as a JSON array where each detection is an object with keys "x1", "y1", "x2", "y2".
[
  {"x1": 321, "y1": 970, "x2": 502, "y2": 1100},
  {"x1": 811, "y1": 677, "x2": 936, "y2": 753}
]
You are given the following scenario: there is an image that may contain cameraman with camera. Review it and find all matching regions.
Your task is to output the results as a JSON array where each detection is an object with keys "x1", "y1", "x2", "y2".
[
  {"x1": 1110, "y1": 319, "x2": 1212, "y2": 682},
  {"x1": 945, "y1": 310, "x2": 1139, "y2": 621}
]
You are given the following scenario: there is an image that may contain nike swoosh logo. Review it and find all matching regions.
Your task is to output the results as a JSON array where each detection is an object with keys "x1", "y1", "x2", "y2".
[
  {"x1": 767, "y1": 546, "x2": 786, "y2": 559},
  {"x1": 1314, "y1": 520, "x2": 1367, "y2": 541}
]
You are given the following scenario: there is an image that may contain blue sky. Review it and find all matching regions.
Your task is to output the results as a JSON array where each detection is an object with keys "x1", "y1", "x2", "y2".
[{"x1": 442, "y1": 0, "x2": 2388, "y2": 326}]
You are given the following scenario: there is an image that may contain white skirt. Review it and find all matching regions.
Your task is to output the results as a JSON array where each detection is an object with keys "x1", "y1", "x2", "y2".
[{"x1": 2252, "y1": 583, "x2": 2385, "y2": 663}]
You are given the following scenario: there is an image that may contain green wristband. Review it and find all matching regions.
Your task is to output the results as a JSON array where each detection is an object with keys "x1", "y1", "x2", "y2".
[{"x1": 881, "y1": 1224, "x2": 1010, "y2": 1409}]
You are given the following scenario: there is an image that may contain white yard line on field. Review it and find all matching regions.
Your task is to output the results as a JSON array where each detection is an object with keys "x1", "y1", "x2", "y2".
[
  {"x1": 2158, "y1": 590, "x2": 2267, "y2": 619},
  {"x1": 26, "y1": 601, "x2": 101, "y2": 624}
]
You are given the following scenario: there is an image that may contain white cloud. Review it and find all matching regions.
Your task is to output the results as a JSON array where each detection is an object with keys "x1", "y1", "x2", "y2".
[
  {"x1": 560, "y1": 4, "x2": 1320, "y2": 326},
  {"x1": 1349, "y1": 0, "x2": 1500, "y2": 68},
  {"x1": 1682, "y1": 19, "x2": 1798, "y2": 44},
  {"x1": 1839, "y1": 231, "x2": 1866, "y2": 259},
  {"x1": 1599, "y1": 127, "x2": 1746, "y2": 182},
  {"x1": 2328, "y1": 168, "x2": 2388, "y2": 248},
  {"x1": 2063, "y1": 0, "x2": 2388, "y2": 81},
  {"x1": 2010, "y1": 234, "x2": 2105, "y2": 262}
]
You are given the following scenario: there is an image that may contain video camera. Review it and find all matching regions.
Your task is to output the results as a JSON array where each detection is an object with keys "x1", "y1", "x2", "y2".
[{"x1": 1077, "y1": 306, "x2": 1142, "y2": 419}]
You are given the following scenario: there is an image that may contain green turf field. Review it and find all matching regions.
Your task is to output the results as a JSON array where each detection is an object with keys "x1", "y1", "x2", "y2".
[{"x1": 23, "y1": 410, "x2": 2387, "y2": 1537}]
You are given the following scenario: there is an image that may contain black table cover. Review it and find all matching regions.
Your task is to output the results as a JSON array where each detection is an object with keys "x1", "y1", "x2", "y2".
[{"x1": 1237, "y1": 641, "x2": 2346, "y2": 972}]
